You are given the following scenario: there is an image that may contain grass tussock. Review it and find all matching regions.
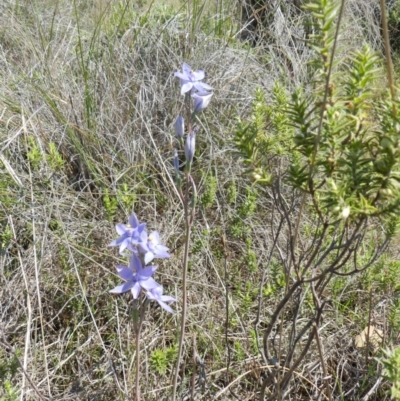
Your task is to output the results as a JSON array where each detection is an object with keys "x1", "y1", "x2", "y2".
[{"x1": 0, "y1": 0, "x2": 399, "y2": 400}]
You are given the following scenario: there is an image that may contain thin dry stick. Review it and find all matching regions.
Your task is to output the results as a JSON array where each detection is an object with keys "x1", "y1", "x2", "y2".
[
  {"x1": 222, "y1": 232, "x2": 232, "y2": 384},
  {"x1": 379, "y1": 0, "x2": 396, "y2": 104},
  {"x1": 23, "y1": 115, "x2": 52, "y2": 399},
  {"x1": 134, "y1": 300, "x2": 149, "y2": 401},
  {"x1": 9, "y1": 216, "x2": 32, "y2": 401},
  {"x1": 365, "y1": 288, "x2": 373, "y2": 367},
  {"x1": 115, "y1": 300, "x2": 128, "y2": 396},
  {"x1": 313, "y1": 324, "x2": 333, "y2": 401},
  {"x1": 190, "y1": 333, "x2": 197, "y2": 401},
  {"x1": 135, "y1": 327, "x2": 141, "y2": 401}
]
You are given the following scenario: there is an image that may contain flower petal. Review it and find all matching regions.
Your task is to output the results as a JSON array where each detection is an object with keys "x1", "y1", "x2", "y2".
[
  {"x1": 116, "y1": 223, "x2": 127, "y2": 236},
  {"x1": 119, "y1": 239, "x2": 130, "y2": 254},
  {"x1": 174, "y1": 72, "x2": 189, "y2": 80},
  {"x1": 110, "y1": 281, "x2": 134, "y2": 294},
  {"x1": 192, "y1": 91, "x2": 213, "y2": 112},
  {"x1": 129, "y1": 254, "x2": 143, "y2": 272},
  {"x1": 161, "y1": 295, "x2": 176, "y2": 303},
  {"x1": 108, "y1": 238, "x2": 120, "y2": 247},
  {"x1": 131, "y1": 282, "x2": 142, "y2": 299},
  {"x1": 144, "y1": 251, "x2": 155, "y2": 264},
  {"x1": 139, "y1": 265, "x2": 158, "y2": 279},
  {"x1": 158, "y1": 300, "x2": 175, "y2": 313},
  {"x1": 129, "y1": 214, "x2": 139, "y2": 227},
  {"x1": 140, "y1": 277, "x2": 159, "y2": 290},
  {"x1": 149, "y1": 231, "x2": 160, "y2": 243},
  {"x1": 116, "y1": 266, "x2": 134, "y2": 281},
  {"x1": 153, "y1": 248, "x2": 170, "y2": 259},
  {"x1": 181, "y1": 82, "x2": 193, "y2": 95}
]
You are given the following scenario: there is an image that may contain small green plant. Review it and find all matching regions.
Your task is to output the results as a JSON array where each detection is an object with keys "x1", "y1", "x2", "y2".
[
  {"x1": 0, "y1": 348, "x2": 20, "y2": 401},
  {"x1": 200, "y1": 172, "x2": 217, "y2": 208},
  {"x1": 238, "y1": 187, "x2": 257, "y2": 218},
  {"x1": 26, "y1": 136, "x2": 42, "y2": 169},
  {"x1": 234, "y1": 85, "x2": 294, "y2": 185},
  {"x1": 389, "y1": 297, "x2": 400, "y2": 335},
  {"x1": 47, "y1": 142, "x2": 65, "y2": 170},
  {"x1": 270, "y1": 258, "x2": 286, "y2": 290},
  {"x1": 1, "y1": 381, "x2": 18, "y2": 401},
  {"x1": 103, "y1": 188, "x2": 118, "y2": 221},
  {"x1": 117, "y1": 183, "x2": 136, "y2": 212},
  {"x1": 226, "y1": 179, "x2": 237, "y2": 204},
  {"x1": 192, "y1": 230, "x2": 209, "y2": 254},
  {"x1": 388, "y1": 0, "x2": 400, "y2": 53},
  {"x1": 234, "y1": 340, "x2": 246, "y2": 361},
  {"x1": 380, "y1": 347, "x2": 400, "y2": 399},
  {"x1": 228, "y1": 217, "x2": 249, "y2": 239},
  {"x1": 244, "y1": 238, "x2": 257, "y2": 273},
  {"x1": 249, "y1": 328, "x2": 258, "y2": 355},
  {"x1": 0, "y1": 224, "x2": 12, "y2": 251},
  {"x1": 236, "y1": 282, "x2": 257, "y2": 314},
  {"x1": 150, "y1": 344, "x2": 177, "y2": 375}
]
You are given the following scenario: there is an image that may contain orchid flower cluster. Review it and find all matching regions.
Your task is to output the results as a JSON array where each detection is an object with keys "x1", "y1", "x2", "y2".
[
  {"x1": 109, "y1": 213, "x2": 175, "y2": 313},
  {"x1": 173, "y1": 63, "x2": 213, "y2": 173}
]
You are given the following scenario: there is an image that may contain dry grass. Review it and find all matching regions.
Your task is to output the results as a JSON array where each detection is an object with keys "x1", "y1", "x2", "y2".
[{"x1": 0, "y1": 0, "x2": 397, "y2": 400}]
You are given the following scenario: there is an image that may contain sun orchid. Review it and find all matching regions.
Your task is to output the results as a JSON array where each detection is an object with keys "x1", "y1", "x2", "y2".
[
  {"x1": 109, "y1": 213, "x2": 146, "y2": 254},
  {"x1": 174, "y1": 62, "x2": 213, "y2": 95},
  {"x1": 138, "y1": 230, "x2": 170, "y2": 264},
  {"x1": 110, "y1": 254, "x2": 159, "y2": 299}
]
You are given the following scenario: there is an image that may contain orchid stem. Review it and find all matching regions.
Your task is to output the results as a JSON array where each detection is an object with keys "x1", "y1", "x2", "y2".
[
  {"x1": 172, "y1": 171, "x2": 192, "y2": 401},
  {"x1": 135, "y1": 326, "x2": 141, "y2": 401},
  {"x1": 134, "y1": 299, "x2": 148, "y2": 401}
]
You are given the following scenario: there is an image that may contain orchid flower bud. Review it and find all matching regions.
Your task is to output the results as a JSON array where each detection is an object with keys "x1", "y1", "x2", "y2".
[
  {"x1": 174, "y1": 115, "x2": 184, "y2": 139},
  {"x1": 192, "y1": 91, "x2": 213, "y2": 112}
]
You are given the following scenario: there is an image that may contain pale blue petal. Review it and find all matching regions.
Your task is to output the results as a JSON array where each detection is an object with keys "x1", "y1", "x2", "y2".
[
  {"x1": 129, "y1": 214, "x2": 139, "y2": 227},
  {"x1": 116, "y1": 223, "x2": 126, "y2": 235},
  {"x1": 161, "y1": 295, "x2": 176, "y2": 303},
  {"x1": 129, "y1": 254, "x2": 142, "y2": 272},
  {"x1": 155, "y1": 249, "x2": 170, "y2": 259},
  {"x1": 110, "y1": 281, "x2": 134, "y2": 294},
  {"x1": 149, "y1": 231, "x2": 160, "y2": 243},
  {"x1": 144, "y1": 251, "x2": 155, "y2": 264},
  {"x1": 158, "y1": 300, "x2": 175, "y2": 313},
  {"x1": 116, "y1": 266, "x2": 134, "y2": 281},
  {"x1": 174, "y1": 72, "x2": 189, "y2": 80},
  {"x1": 140, "y1": 277, "x2": 159, "y2": 290},
  {"x1": 131, "y1": 282, "x2": 141, "y2": 299},
  {"x1": 140, "y1": 265, "x2": 157, "y2": 279},
  {"x1": 119, "y1": 239, "x2": 129, "y2": 254},
  {"x1": 181, "y1": 82, "x2": 193, "y2": 95}
]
